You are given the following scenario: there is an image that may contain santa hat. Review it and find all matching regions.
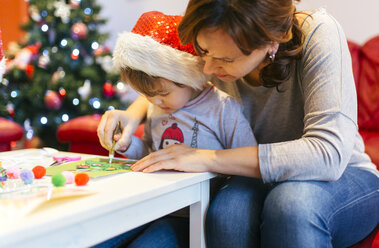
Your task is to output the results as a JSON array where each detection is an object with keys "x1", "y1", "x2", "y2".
[
  {"x1": 113, "y1": 11, "x2": 207, "y2": 90},
  {"x1": 0, "y1": 29, "x2": 5, "y2": 81}
]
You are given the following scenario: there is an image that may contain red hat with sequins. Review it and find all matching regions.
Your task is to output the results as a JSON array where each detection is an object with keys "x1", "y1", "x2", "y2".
[
  {"x1": 0, "y1": 29, "x2": 5, "y2": 80},
  {"x1": 113, "y1": 11, "x2": 208, "y2": 90}
]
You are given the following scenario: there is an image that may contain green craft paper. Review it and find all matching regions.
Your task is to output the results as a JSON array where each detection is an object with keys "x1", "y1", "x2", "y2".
[{"x1": 46, "y1": 157, "x2": 136, "y2": 178}]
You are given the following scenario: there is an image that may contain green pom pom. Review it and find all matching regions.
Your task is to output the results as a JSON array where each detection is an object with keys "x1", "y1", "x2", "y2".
[{"x1": 52, "y1": 173, "x2": 67, "y2": 187}]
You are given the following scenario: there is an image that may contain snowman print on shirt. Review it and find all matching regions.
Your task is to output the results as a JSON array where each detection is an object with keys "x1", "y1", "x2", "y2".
[{"x1": 159, "y1": 123, "x2": 184, "y2": 149}]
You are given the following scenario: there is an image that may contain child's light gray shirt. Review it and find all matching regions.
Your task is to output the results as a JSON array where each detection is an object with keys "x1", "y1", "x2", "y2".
[{"x1": 120, "y1": 84, "x2": 257, "y2": 159}]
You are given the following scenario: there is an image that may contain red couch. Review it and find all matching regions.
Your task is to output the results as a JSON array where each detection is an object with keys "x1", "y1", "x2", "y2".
[
  {"x1": 57, "y1": 114, "x2": 144, "y2": 156},
  {"x1": 56, "y1": 36, "x2": 379, "y2": 247},
  {"x1": 349, "y1": 37, "x2": 379, "y2": 170},
  {"x1": 347, "y1": 36, "x2": 379, "y2": 248},
  {"x1": 0, "y1": 117, "x2": 23, "y2": 152}
]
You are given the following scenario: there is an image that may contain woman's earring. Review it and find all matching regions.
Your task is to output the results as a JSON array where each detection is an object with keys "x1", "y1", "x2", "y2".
[{"x1": 269, "y1": 53, "x2": 276, "y2": 63}]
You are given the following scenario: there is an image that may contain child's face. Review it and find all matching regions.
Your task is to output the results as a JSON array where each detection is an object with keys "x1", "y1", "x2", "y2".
[{"x1": 143, "y1": 78, "x2": 198, "y2": 113}]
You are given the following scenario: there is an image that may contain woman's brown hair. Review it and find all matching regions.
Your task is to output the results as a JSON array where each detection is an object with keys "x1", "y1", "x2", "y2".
[{"x1": 178, "y1": 0, "x2": 304, "y2": 89}]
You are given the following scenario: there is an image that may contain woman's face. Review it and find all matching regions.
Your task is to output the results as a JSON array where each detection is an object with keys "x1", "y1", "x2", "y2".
[{"x1": 196, "y1": 28, "x2": 270, "y2": 82}]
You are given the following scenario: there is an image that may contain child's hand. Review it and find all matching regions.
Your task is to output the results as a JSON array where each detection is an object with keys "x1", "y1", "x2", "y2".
[
  {"x1": 114, "y1": 133, "x2": 128, "y2": 152},
  {"x1": 97, "y1": 109, "x2": 138, "y2": 151},
  {"x1": 131, "y1": 143, "x2": 214, "y2": 173},
  {"x1": 98, "y1": 96, "x2": 149, "y2": 152}
]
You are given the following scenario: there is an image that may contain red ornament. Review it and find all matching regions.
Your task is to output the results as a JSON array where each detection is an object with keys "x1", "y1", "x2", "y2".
[
  {"x1": 32, "y1": 165, "x2": 46, "y2": 179},
  {"x1": 94, "y1": 45, "x2": 110, "y2": 56},
  {"x1": 25, "y1": 136, "x2": 43, "y2": 149},
  {"x1": 59, "y1": 88, "x2": 66, "y2": 98},
  {"x1": 44, "y1": 90, "x2": 62, "y2": 110},
  {"x1": 71, "y1": 50, "x2": 79, "y2": 60},
  {"x1": 25, "y1": 64, "x2": 35, "y2": 79},
  {"x1": 6, "y1": 104, "x2": 15, "y2": 117},
  {"x1": 103, "y1": 82, "x2": 115, "y2": 98},
  {"x1": 8, "y1": 108, "x2": 15, "y2": 117},
  {"x1": 75, "y1": 172, "x2": 90, "y2": 186},
  {"x1": 69, "y1": 0, "x2": 80, "y2": 8},
  {"x1": 7, "y1": 42, "x2": 41, "y2": 71},
  {"x1": 71, "y1": 22, "x2": 88, "y2": 39}
]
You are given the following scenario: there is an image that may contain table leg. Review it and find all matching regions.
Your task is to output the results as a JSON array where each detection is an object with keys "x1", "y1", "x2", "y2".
[{"x1": 190, "y1": 180, "x2": 210, "y2": 248}]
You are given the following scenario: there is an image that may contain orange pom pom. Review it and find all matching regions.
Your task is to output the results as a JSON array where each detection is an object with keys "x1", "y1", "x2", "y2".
[
  {"x1": 32, "y1": 165, "x2": 46, "y2": 179},
  {"x1": 75, "y1": 173, "x2": 89, "y2": 186}
]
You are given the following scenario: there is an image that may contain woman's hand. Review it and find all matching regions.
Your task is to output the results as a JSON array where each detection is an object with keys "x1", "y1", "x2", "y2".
[
  {"x1": 131, "y1": 143, "x2": 216, "y2": 173},
  {"x1": 132, "y1": 145, "x2": 262, "y2": 178},
  {"x1": 97, "y1": 109, "x2": 140, "y2": 151}
]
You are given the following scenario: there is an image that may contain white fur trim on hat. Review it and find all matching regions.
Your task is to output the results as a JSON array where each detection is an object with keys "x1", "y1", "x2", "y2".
[
  {"x1": 0, "y1": 57, "x2": 5, "y2": 81},
  {"x1": 113, "y1": 32, "x2": 207, "y2": 90}
]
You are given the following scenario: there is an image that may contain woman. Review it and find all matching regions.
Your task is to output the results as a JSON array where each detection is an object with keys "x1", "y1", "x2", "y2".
[{"x1": 97, "y1": 0, "x2": 379, "y2": 247}]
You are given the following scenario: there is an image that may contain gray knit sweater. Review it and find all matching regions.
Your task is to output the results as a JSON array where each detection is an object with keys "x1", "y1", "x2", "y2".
[{"x1": 213, "y1": 8, "x2": 379, "y2": 182}]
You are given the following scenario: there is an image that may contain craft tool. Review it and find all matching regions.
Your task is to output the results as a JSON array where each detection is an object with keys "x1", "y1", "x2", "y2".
[
  {"x1": 49, "y1": 156, "x2": 82, "y2": 166},
  {"x1": 109, "y1": 121, "x2": 121, "y2": 163}
]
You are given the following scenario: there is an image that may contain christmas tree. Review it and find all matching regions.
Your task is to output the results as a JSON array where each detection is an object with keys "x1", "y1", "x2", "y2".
[{"x1": 0, "y1": 0, "x2": 132, "y2": 149}]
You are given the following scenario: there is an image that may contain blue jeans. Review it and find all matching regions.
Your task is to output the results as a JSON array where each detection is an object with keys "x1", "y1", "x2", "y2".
[
  {"x1": 94, "y1": 166, "x2": 378, "y2": 248},
  {"x1": 92, "y1": 216, "x2": 188, "y2": 248},
  {"x1": 206, "y1": 166, "x2": 379, "y2": 248}
]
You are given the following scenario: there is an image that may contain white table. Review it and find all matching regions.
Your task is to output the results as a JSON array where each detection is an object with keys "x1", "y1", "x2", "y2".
[{"x1": 0, "y1": 149, "x2": 215, "y2": 248}]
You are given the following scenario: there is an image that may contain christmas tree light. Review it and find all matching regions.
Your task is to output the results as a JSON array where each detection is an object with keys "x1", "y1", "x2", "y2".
[{"x1": 0, "y1": 0, "x2": 131, "y2": 149}]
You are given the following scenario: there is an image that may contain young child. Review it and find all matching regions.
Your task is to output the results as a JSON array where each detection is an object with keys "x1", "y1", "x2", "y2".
[{"x1": 112, "y1": 11, "x2": 257, "y2": 159}]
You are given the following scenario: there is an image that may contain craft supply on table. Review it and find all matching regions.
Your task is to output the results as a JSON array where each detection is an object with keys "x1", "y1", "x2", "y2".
[
  {"x1": 50, "y1": 156, "x2": 82, "y2": 166},
  {"x1": 109, "y1": 121, "x2": 121, "y2": 163},
  {"x1": 6, "y1": 166, "x2": 20, "y2": 179},
  {"x1": 52, "y1": 173, "x2": 67, "y2": 187},
  {"x1": 0, "y1": 184, "x2": 53, "y2": 219},
  {"x1": 1, "y1": 150, "x2": 98, "y2": 220},
  {"x1": 0, "y1": 175, "x2": 51, "y2": 195},
  {"x1": 1, "y1": 164, "x2": 50, "y2": 195},
  {"x1": 20, "y1": 169, "x2": 34, "y2": 185},
  {"x1": 46, "y1": 157, "x2": 136, "y2": 178},
  {"x1": 32, "y1": 165, "x2": 46, "y2": 179},
  {"x1": 1, "y1": 184, "x2": 96, "y2": 220},
  {"x1": 62, "y1": 171, "x2": 75, "y2": 184},
  {"x1": 0, "y1": 148, "x2": 59, "y2": 170},
  {"x1": 0, "y1": 168, "x2": 7, "y2": 182},
  {"x1": 75, "y1": 173, "x2": 90, "y2": 186}
]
